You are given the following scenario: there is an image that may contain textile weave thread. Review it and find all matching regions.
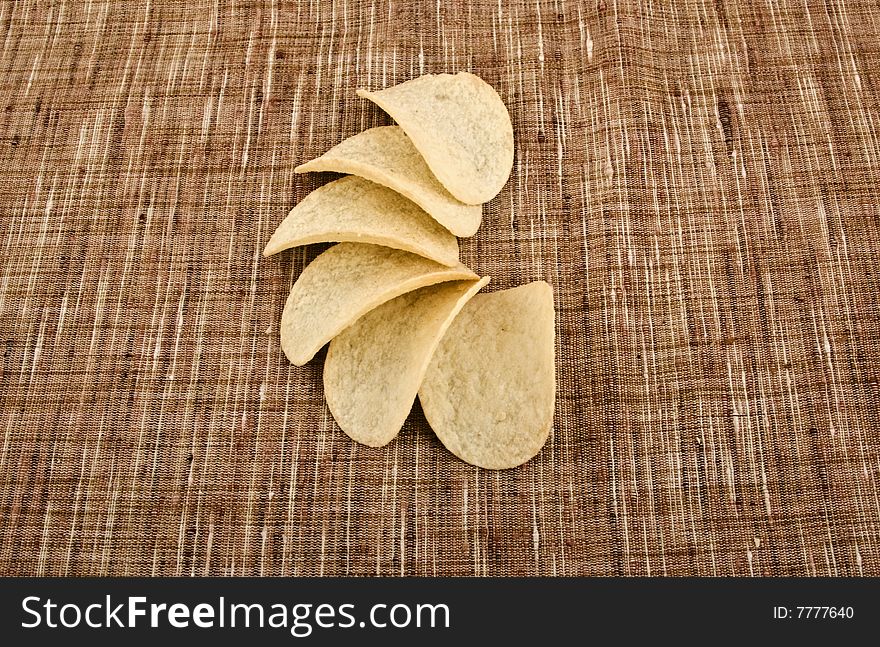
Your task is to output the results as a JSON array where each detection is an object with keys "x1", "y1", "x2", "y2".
[{"x1": 1, "y1": 0, "x2": 879, "y2": 576}]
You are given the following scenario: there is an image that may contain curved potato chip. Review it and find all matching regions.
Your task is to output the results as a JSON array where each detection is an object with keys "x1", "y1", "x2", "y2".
[
  {"x1": 357, "y1": 72, "x2": 514, "y2": 205},
  {"x1": 418, "y1": 281, "x2": 555, "y2": 469},
  {"x1": 295, "y1": 127, "x2": 482, "y2": 237},
  {"x1": 281, "y1": 243, "x2": 478, "y2": 366},
  {"x1": 324, "y1": 277, "x2": 490, "y2": 447},
  {"x1": 263, "y1": 176, "x2": 459, "y2": 266}
]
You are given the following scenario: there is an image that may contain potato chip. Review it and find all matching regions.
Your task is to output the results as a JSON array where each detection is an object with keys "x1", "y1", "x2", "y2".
[
  {"x1": 263, "y1": 175, "x2": 459, "y2": 266},
  {"x1": 357, "y1": 72, "x2": 514, "y2": 205},
  {"x1": 281, "y1": 242, "x2": 478, "y2": 366},
  {"x1": 295, "y1": 127, "x2": 482, "y2": 237},
  {"x1": 324, "y1": 277, "x2": 490, "y2": 447},
  {"x1": 418, "y1": 281, "x2": 555, "y2": 469}
]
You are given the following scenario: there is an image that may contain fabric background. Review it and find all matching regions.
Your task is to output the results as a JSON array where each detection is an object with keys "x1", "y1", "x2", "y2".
[{"x1": 2, "y1": 0, "x2": 880, "y2": 576}]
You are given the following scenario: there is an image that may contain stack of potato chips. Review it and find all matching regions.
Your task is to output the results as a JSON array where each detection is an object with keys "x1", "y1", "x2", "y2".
[{"x1": 265, "y1": 72, "x2": 554, "y2": 469}]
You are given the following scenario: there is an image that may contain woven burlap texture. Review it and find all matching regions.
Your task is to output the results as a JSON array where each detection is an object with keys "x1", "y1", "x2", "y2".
[{"x1": 2, "y1": 0, "x2": 879, "y2": 576}]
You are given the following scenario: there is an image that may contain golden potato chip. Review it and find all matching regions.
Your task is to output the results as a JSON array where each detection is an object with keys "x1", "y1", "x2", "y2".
[
  {"x1": 295, "y1": 127, "x2": 481, "y2": 237},
  {"x1": 357, "y1": 72, "x2": 514, "y2": 205},
  {"x1": 281, "y1": 242, "x2": 478, "y2": 366},
  {"x1": 263, "y1": 175, "x2": 459, "y2": 266},
  {"x1": 418, "y1": 281, "x2": 555, "y2": 469},
  {"x1": 324, "y1": 277, "x2": 490, "y2": 447}
]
